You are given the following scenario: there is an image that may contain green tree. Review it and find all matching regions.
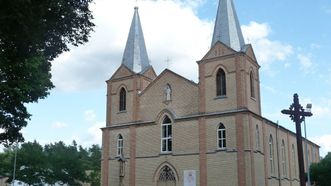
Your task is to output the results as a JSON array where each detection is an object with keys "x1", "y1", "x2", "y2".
[
  {"x1": 44, "y1": 141, "x2": 87, "y2": 185},
  {"x1": 87, "y1": 144, "x2": 101, "y2": 186},
  {"x1": 310, "y1": 152, "x2": 331, "y2": 186},
  {"x1": 14, "y1": 141, "x2": 47, "y2": 185},
  {"x1": 0, "y1": 141, "x2": 101, "y2": 185},
  {"x1": 0, "y1": 0, "x2": 95, "y2": 146},
  {"x1": 0, "y1": 147, "x2": 14, "y2": 178}
]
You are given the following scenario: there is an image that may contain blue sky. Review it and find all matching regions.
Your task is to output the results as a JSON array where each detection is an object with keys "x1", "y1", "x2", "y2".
[{"x1": 1, "y1": 0, "x2": 330, "y2": 156}]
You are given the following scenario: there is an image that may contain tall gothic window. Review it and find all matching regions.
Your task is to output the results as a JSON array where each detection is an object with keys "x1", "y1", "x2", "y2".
[
  {"x1": 281, "y1": 140, "x2": 287, "y2": 177},
  {"x1": 217, "y1": 123, "x2": 226, "y2": 149},
  {"x1": 269, "y1": 135, "x2": 275, "y2": 175},
  {"x1": 250, "y1": 71, "x2": 255, "y2": 98},
  {"x1": 292, "y1": 144, "x2": 297, "y2": 178},
  {"x1": 119, "y1": 88, "x2": 126, "y2": 111},
  {"x1": 216, "y1": 68, "x2": 226, "y2": 96},
  {"x1": 256, "y1": 125, "x2": 260, "y2": 150},
  {"x1": 161, "y1": 116, "x2": 172, "y2": 153},
  {"x1": 117, "y1": 134, "x2": 124, "y2": 156},
  {"x1": 158, "y1": 165, "x2": 176, "y2": 184}
]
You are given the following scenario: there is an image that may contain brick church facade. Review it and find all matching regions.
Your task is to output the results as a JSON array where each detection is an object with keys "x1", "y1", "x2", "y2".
[{"x1": 101, "y1": 0, "x2": 319, "y2": 185}]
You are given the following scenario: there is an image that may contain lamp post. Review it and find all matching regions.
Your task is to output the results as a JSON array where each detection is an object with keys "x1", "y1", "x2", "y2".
[
  {"x1": 281, "y1": 94, "x2": 312, "y2": 186},
  {"x1": 304, "y1": 103, "x2": 312, "y2": 186},
  {"x1": 12, "y1": 142, "x2": 18, "y2": 186}
]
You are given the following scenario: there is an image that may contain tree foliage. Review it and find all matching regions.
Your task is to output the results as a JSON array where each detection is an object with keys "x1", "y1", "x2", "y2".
[
  {"x1": 0, "y1": 141, "x2": 101, "y2": 186},
  {"x1": 0, "y1": 0, "x2": 95, "y2": 146},
  {"x1": 310, "y1": 152, "x2": 331, "y2": 186}
]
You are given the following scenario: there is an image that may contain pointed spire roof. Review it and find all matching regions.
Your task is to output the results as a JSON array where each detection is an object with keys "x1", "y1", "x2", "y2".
[
  {"x1": 122, "y1": 7, "x2": 150, "y2": 73},
  {"x1": 211, "y1": 0, "x2": 245, "y2": 51}
]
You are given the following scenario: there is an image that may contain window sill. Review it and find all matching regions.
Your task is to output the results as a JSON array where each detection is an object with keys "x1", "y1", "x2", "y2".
[
  {"x1": 160, "y1": 151, "x2": 172, "y2": 155},
  {"x1": 214, "y1": 95, "x2": 227, "y2": 100},
  {"x1": 216, "y1": 148, "x2": 227, "y2": 151},
  {"x1": 117, "y1": 110, "x2": 127, "y2": 114},
  {"x1": 250, "y1": 97, "x2": 256, "y2": 101}
]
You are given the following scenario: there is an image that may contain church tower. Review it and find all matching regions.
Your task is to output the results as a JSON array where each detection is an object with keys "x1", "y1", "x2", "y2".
[
  {"x1": 197, "y1": 0, "x2": 262, "y2": 185},
  {"x1": 105, "y1": 6, "x2": 156, "y2": 126},
  {"x1": 101, "y1": 7, "x2": 156, "y2": 186},
  {"x1": 198, "y1": 0, "x2": 261, "y2": 115}
]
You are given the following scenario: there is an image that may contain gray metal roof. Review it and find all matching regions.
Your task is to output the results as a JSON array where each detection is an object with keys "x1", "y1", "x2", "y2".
[
  {"x1": 122, "y1": 7, "x2": 150, "y2": 73},
  {"x1": 211, "y1": 0, "x2": 245, "y2": 51}
]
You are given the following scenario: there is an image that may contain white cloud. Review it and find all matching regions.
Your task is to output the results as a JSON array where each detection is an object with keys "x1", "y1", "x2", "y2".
[
  {"x1": 84, "y1": 110, "x2": 97, "y2": 122},
  {"x1": 241, "y1": 21, "x2": 293, "y2": 72},
  {"x1": 311, "y1": 134, "x2": 331, "y2": 157},
  {"x1": 86, "y1": 121, "x2": 104, "y2": 146},
  {"x1": 242, "y1": 21, "x2": 270, "y2": 41},
  {"x1": 311, "y1": 103, "x2": 331, "y2": 119},
  {"x1": 300, "y1": 97, "x2": 331, "y2": 120},
  {"x1": 51, "y1": 0, "x2": 212, "y2": 91},
  {"x1": 51, "y1": 121, "x2": 68, "y2": 129},
  {"x1": 284, "y1": 63, "x2": 291, "y2": 68},
  {"x1": 310, "y1": 43, "x2": 321, "y2": 49},
  {"x1": 297, "y1": 54, "x2": 314, "y2": 73},
  {"x1": 82, "y1": 110, "x2": 104, "y2": 146}
]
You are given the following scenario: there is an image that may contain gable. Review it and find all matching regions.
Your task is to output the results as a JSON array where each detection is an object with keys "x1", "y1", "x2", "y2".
[
  {"x1": 110, "y1": 65, "x2": 135, "y2": 80},
  {"x1": 243, "y1": 44, "x2": 257, "y2": 63},
  {"x1": 139, "y1": 69, "x2": 199, "y2": 121},
  {"x1": 201, "y1": 41, "x2": 236, "y2": 61},
  {"x1": 142, "y1": 66, "x2": 157, "y2": 80},
  {"x1": 140, "y1": 69, "x2": 197, "y2": 96}
]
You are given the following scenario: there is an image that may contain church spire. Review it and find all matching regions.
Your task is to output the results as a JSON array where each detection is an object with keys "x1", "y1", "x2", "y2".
[
  {"x1": 122, "y1": 7, "x2": 150, "y2": 73},
  {"x1": 211, "y1": 0, "x2": 245, "y2": 51}
]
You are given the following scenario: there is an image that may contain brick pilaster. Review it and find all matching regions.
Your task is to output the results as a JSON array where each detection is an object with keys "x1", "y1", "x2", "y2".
[{"x1": 101, "y1": 129, "x2": 110, "y2": 186}]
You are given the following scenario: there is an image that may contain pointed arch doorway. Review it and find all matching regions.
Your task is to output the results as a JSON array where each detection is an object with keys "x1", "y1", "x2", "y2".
[{"x1": 157, "y1": 165, "x2": 176, "y2": 186}]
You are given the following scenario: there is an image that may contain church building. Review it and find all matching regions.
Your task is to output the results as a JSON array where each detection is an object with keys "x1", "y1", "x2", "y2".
[{"x1": 101, "y1": 0, "x2": 320, "y2": 185}]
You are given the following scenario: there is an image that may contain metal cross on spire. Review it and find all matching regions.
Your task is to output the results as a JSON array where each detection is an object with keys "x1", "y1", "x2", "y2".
[{"x1": 281, "y1": 93, "x2": 312, "y2": 186}]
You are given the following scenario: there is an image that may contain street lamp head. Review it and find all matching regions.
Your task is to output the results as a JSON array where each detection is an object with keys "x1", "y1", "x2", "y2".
[{"x1": 306, "y1": 103, "x2": 312, "y2": 113}]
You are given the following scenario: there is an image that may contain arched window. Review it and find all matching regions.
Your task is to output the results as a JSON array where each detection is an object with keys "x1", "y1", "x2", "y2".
[
  {"x1": 161, "y1": 116, "x2": 172, "y2": 152},
  {"x1": 281, "y1": 140, "x2": 287, "y2": 176},
  {"x1": 269, "y1": 135, "x2": 275, "y2": 175},
  {"x1": 119, "y1": 88, "x2": 126, "y2": 111},
  {"x1": 217, "y1": 123, "x2": 226, "y2": 149},
  {"x1": 216, "y1": 68, "x2": 226, "y2": 96},
  {"x1": 292, "y1": 144, "x2": 297, "y2": 178},
  {"x1": 158, "y1": 165, "x2": 176, "y2": 183},
  {"x1": 117, "y1": 134, "x2": 124, "y2": 156},
  {"x1": 250, "y1": 71, "x2": 255, "y2": 98},
  {"x1": 256, "y1": 125, "x2": 260, "y2": 150}
]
